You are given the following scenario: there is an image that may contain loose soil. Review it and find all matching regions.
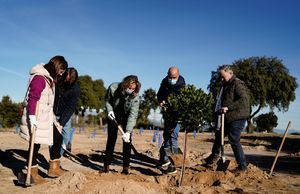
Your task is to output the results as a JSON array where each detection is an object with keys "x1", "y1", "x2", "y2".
[{"x1": 0, "y1": 128, "x2": 299, "y2": 194}]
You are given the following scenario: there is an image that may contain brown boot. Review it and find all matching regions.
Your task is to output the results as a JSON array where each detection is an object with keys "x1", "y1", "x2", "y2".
[
  {"x1": 48, "y1": 159, "x2": 67, "y2": 178},
  {"x1": 30, "y1": 165, "x2": 47, "y2": 185}
]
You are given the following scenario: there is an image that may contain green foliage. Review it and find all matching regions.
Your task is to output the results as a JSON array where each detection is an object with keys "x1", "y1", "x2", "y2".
[
  {"x1": 164, "y1": 85, "x2": 213, "y2": 131},
  {"x1": 208, "y1": 56, "x2": 298, "y2": 120},
  {"x1": 137, "y1": 88, "x2": 159, "y2": 127},
  {"x1": 254, "y1": 112, "x2": 278, "y2": 132},
  {"x1": 77, "y1": 75, "x2": 106, "y2": 109},
  {"x1": 0, "y1": 96, "x2": 22, "y2": 128},
  {"x1": 233, "y1": 57, "x2": 297, "y2": 113}
]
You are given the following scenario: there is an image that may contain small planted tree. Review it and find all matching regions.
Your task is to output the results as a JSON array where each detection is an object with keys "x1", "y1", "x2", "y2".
[
  {"x1": 162, "y1": 84, "x2": 213, "y2": 186},
  {"x1": 254, "y1": 112, "x2": 278, "y2": 133},
  {"x1": 163, "y1": 84, "x2": 213, "y2": 132}
]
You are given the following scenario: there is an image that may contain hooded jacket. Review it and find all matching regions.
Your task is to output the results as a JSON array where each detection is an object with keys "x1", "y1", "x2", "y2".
[
  {"x1": 20, "y1": 64, "x2": 55, "y2": 145},
  {"x1": 105, "y1": 82, "x2": 139, "y2": 133}
]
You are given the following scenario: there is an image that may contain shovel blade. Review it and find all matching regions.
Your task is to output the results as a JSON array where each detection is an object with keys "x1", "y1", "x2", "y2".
[
  {"x1": 216, "y1": 159, "x2": 230, "y2": 172},
  {"x1": 17, "y1": 171, "x2": 35, "y2": 187}
]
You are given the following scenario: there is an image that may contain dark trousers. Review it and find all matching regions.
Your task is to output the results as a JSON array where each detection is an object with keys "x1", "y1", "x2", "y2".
[
  {"x1": 211, "y1": 119, "x2": 247, "y2": 169},
  {"x1": 104, "y1": 120, "x2": 131, "y2": 168},
  {"x1": 159, "y1": 121, "x2": 179, "y2": 163},
  {"x1": 29, "y1": 144, "x2": 40, "y2": 166},
  {"x1": 29, "y1": 126, "x2": 62, "y2": 166},
  {"x1": 49, "y1": 126, "x2": 63, "y2": 160}
]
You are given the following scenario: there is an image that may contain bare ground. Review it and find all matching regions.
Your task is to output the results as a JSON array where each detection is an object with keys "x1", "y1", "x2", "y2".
[{"x1": 0, "y1": 128, "x2": 300, "y2": 194}]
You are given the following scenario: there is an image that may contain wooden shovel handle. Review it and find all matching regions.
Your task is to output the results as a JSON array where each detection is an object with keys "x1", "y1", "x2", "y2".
[
  {"x1": 269, "y1": 121, "x2": 291, "y2": 176},
  {"x1": 221, "y1": 113, "x2": 225, "y2": 146}
]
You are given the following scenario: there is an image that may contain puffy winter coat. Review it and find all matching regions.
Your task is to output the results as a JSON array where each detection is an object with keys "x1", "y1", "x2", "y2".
[
  {"x1": 105, "y1": 82, "x2": 139, "y2": 133},
  {"x1": 20, "y1": 64, "x2": 55, "y2": 145}
]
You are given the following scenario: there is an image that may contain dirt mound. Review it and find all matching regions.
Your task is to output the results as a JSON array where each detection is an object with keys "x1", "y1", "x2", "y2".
[
  {"x1": 92, "y1": 173, "x2": 160, "y2": 194},
  {"x1": 37, "y1": 161, "x2": 294, "y2": 194},
  {"x1": 1, "y1": 131, "x2": 300, "y2": 194},
  {"x1": 154, "y1": 162, "x2": 273, "y2": 193},
  {"x1": 46, "y1": 171, "x2": 87, "y2": 193},
  {"x1": 79, "y1": 171, "x2": 163, "y2": 194},
  {"x1": 53, "y1": 172, "x2": 86, "y2": 193}
]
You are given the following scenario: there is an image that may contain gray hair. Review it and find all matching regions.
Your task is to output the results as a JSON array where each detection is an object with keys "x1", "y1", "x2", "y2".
[{"x1": 219, "y1": 65, "x2": 233, "y2": 74}]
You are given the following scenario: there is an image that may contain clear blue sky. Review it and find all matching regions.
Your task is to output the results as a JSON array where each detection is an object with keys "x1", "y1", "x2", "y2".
[{"x1": 0, "y1": 0, "x2": 299, "y2": 130}]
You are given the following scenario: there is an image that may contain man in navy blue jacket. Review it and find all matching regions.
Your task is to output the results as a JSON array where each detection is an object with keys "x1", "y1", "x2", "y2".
[{"x1": 157, "y1": 66, "x2": 185, "y2": 174}]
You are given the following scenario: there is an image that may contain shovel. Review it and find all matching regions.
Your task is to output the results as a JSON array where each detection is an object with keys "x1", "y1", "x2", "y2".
[
  {"x1": 53, "y1": 119, "x2": 103, "y2": 170},
  {"x1": 112, "y1": 118, "x2": 161, "y2": 167},
  {"x1": 17, "y1": 125, "x2": 37, "y2": 186},
  {"x1": 216, "y1": 113, "x2": 230, "y2": 171},
  {"x1": 62, "y1": 147, "x2": 103, "y2": 170},
  {"x1": 269, "y1": 121, "x2": 291, "y2": 177},
  {"x1": 112, "y1": 118, "x2": 137, "y2": 150},
  {"x1": 18, "y1": 103, "x2": 40, "y2": 186}
]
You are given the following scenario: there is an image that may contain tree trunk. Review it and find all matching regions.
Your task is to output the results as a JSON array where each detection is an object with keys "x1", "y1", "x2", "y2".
[
  {"x1": 99, "y1": 116, "x2": 103, "y2": 127},
  {"x1": 246, "y1": 104, "x2": 262, "y2": 133},
  {"x1": 246, "y1": 118, "x2": 255, "y2": 133}
]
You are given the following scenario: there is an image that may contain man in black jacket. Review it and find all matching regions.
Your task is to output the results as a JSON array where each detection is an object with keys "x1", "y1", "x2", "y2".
[
  {"x1": 204, "y1": 65, "x2": 250, "y2": 174},
  {"x1": 157, "y1": 66, "x2": 185, "y2": 174}
]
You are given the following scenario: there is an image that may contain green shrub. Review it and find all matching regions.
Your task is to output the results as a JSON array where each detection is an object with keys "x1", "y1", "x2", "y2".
[
  {"x1": 254, "y1": 112, "x2": 278, "y2": 132},
  {"x1": 163, "y1": 85, "x2": 213, "y2": 132}
]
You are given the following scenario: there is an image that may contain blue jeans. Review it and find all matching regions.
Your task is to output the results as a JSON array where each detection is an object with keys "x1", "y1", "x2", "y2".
[
  {"x1": 212, "y1": 119, "x2": 247, "y2": 169},
  {"x1": 159, "y1": 123, "x2": 180, "y2": 162},
  {"x1": 60, "y1": 118, "x2": 74, "y2": 155}
]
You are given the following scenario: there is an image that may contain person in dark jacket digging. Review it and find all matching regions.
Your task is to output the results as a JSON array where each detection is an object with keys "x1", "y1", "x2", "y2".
[
  {"x1": 49, "y1": 67, "x2": 80, "y2": 177},
  {"x1": 102, "y1": 75, "x2": 141, "y2": 175},
  {"x1": 157, "y1": 66, "x2": 185, "y2": 174},
  {"x1": 204, "y1": 65, "x2": 250, "y2": 174}
]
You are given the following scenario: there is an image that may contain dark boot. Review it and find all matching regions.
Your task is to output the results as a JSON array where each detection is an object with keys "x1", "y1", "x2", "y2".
[
  {"x1": 99, "y1": 164, "x2": 109, "y2": 174},
  {"x1": 121, "y1": 166, "x2": 129, "y2": 175},
  {"x1": 203, "y1": 154, "x2": 219, "y2": 165},
  {"x1": 30, "y1": 165, "x2": 47, "y2": 184},
  {"x1": 165, "y1": 164, "x2": 177, "y2": 175},
  {"x1": 48, "y1": 159, "x2": 66, "y2": 178},
  {"x1": 233, "y1": 166, "x2": 248, "y2": 177}
]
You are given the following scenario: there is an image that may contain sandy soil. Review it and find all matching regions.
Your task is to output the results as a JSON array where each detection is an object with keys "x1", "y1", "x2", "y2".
[{"x1": 0, "y1": 127, "x2": 300, "y2": 194}]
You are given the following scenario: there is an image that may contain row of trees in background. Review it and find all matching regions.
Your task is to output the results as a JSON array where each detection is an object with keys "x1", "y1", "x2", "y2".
[
  {"x1": 0, "y1": 56, "x2": 297, "y2": 132},
  {"x1": 77, "y1": 75, "x2": 106, "y2": 110},
  {"x1": 137, "y1": 88, "x2": 158, "y2": 127},
  {"x1": 0, "y1": 96, "x2": 22, "y2": 128}
]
